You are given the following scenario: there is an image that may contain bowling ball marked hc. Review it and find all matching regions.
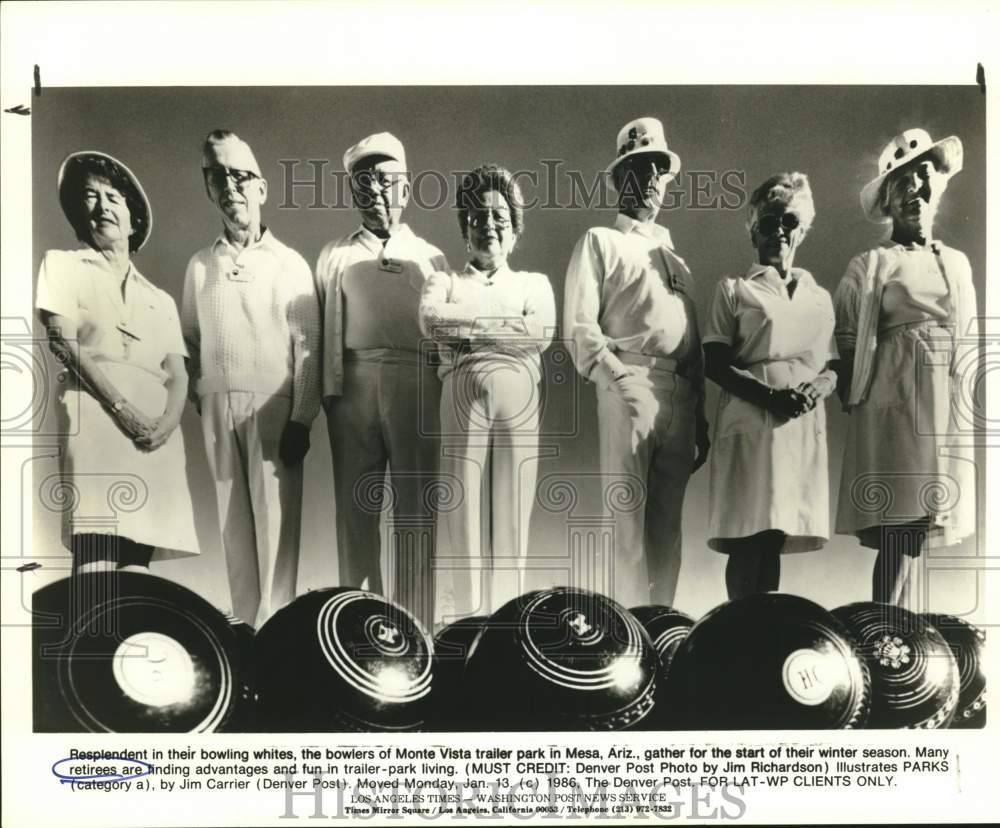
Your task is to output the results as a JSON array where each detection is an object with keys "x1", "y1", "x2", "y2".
[{"x1": 782, "y1": 648, "x2": 840, "y2": 706}]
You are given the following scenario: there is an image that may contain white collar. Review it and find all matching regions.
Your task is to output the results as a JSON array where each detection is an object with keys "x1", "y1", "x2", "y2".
[
  {"x1": 614, "y1": 212, "x2": 674, "y2": 248},
  {"x1": 211, "y1": 227, "x2": 276, "y2": 255}
]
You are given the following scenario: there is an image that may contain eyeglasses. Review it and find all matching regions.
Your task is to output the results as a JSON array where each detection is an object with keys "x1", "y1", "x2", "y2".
[
  {"x1": 755, "y1": 212, "x2": 800, "y2": 236},
  {"x1": 352, "y1": 170, "x2": 405, "y2": 192},
  {"x1": 467, "y1": 209, "x2": 512, "y2": 230},
  {"x1": 205, "y1": 166, "x2": 260, "y2": 190}
]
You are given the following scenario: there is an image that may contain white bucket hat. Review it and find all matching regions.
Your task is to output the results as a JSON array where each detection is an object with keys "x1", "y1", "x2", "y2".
[
  {"x1": 606, "y1": 117, "x2": 681, "y2": 182},
  {"x1": 860, "y1": 128, "x2": 963, "y2": 223}
]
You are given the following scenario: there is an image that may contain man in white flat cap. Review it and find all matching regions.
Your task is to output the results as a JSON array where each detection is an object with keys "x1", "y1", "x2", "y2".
[
  {"x1": 564, "y1": 117, "x2": 710, "y2": 609},
  {"x1": 182, "y1": 129, "x2": 321, "y2": 628},
  {"x1": 315, "y1": 132, "x2": 448, "y2": 629}
]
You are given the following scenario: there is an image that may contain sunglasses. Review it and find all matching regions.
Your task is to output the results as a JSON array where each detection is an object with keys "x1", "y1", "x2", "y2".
[
  {"x1": 205, "y1": 166, "x2": 260, "y2": 189},
  {"x1": 756, "y1": 212, "x2": 800, "y2": 236}
]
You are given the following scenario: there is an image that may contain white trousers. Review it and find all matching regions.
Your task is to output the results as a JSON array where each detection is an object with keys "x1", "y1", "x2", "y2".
[
  {"x1": 436, "y1": 358, "x2": 544, "y2": 621},
  {"x1": 326, "y1": 353, "x2": 440, "y2": 631},
  {"x1": 200, "y1": 391, "x2": 302, "y2": 628},
  {"x1": 595, "y1": 365, "x2": 696, "y2": 610}
]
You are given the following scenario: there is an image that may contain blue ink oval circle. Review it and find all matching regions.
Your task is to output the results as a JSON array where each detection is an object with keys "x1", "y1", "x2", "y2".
[{"x1": 52, "y1": 757, "x2": 153, "y2": 783}]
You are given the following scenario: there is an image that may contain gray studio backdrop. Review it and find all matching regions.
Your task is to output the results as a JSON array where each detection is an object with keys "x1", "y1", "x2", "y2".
[{"x1": 29, "y1": 85, "x2": 986, "y2": 622}]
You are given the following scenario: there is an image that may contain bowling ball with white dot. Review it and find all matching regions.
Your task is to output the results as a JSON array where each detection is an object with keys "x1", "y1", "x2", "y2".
[{"x1": 33, "y1": 572, "x2": 251, "y2": 732}]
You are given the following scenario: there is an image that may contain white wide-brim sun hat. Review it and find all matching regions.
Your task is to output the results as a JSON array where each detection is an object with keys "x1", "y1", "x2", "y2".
[
  {"x1": 57, "y1": 150, "x2": 153, "y2": 250},
  {"x1": 860, "y1": 128, "x2": 963, "y2": 223}
]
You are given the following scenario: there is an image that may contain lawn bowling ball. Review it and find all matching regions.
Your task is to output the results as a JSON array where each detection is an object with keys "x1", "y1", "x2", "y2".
[
  {"x1": 33, "y1": 572, "x2": 250, "y2": 733},
  {"x1": 832, "y1": 602, "x2": 959, "y2": 729},
  {"x1": 628, "y1": 605, "x2": 696, "y2": 731},
  {"x1": 463, "y1": 588, "x2": 659, "y2": 731},
  {"x1": 254, "y1": 588, "x2": 433, "y2": 731},
  {"x1": 217, "y1": 616, "x2": 258, "y2": 732},
  {"x1": 429, "y1": 615, "x2": 489, "y2": 731},
  {"x1": 663, "y1": 593, "x2": 870, "y2": 730},
  {"x1": 923, "y1": 613, "x2": 985, "y2": 729},
  {"x1": 629, "y1": 605, "x2": 695, "y2": 674}
]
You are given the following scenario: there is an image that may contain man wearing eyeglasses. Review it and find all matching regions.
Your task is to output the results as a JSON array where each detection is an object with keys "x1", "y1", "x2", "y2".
[
  {"x1": 315, "y1": 132, "x2": 448, "y2": 630},
  {"x1": 182, "y1": 129, "x2": 321, "y2": 628},
  {"x1": 563, "y1": 117, "x2": 710, "y2": 610}
]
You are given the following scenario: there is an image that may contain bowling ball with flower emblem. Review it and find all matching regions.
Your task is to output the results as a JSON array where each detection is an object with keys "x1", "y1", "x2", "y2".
[{"x1": 832, "y1": 602, "x2": 959, "y2": 729}]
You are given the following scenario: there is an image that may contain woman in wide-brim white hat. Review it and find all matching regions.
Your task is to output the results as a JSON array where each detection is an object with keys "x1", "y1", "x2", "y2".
[
  {"x1": 36, "y1": 151, "x2": 199, "y2": 572},
  {"x1": 833, "y1": 128, "x2": 978, "y2": 607}
]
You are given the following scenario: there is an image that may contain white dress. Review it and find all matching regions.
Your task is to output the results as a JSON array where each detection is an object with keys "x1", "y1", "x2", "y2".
[
  {"x1": 703, "y1": 264, "x2": 836, "y2": 554},
  {"x1": 834, "y1": 242, "x2": 977, "y2": 549},
  {"x1": 35, "y1": 249, "x2": 199, "y2": 558}
]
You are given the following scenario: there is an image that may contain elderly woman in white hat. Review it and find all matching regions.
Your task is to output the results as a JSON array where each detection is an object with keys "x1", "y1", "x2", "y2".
[
  {"x1": 703, "y1": 173, "x2": 838, "y2": 598},
  {"x1": 834, "y1": 128, "x2": 978, "y2": 606},
  {"x1": 35, "y1": 151, "x2": 198, "y2": 571},
  {"x1": 420, "y1": 164, "x2": 556, "y2": 622}
]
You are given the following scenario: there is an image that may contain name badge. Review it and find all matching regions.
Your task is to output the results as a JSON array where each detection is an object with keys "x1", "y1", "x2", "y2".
[
  {"x1": 379, "y1": 258, "x2": 404, "y2": 274},
  {"x1": 226, "y1": 263, "x2": 253, "y2": 282}
]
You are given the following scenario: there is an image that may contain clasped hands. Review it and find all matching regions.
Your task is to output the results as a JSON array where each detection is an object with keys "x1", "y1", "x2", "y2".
[
  {"x1": 113, "y1": 401, "x2": 179, "y2": 452},
  {"x1": 766, "y1": 375, "x2": 834, "y2": 421}
]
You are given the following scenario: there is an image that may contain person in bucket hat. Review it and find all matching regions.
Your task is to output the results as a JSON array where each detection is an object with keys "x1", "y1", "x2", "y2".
[
  {"x1": 182, "y1": 130, "x2": 322, "y2": 628},
  {"x1": 315, "y1": 132, "x2": 448, "y2": 631},
  {"x1": 834, "y1": 128, "x2": 978, "y2": 607},
  {"x1": 37, "y1": 150, "x2": 199, "y2": 571},
  {"x1": 563, "y1": 117, "x2": 709, "y2": 609}
]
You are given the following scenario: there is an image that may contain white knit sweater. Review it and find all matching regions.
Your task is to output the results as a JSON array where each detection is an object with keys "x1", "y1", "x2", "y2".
[{"x1": 182, "y1": 229, "x2": 322, "y2": 424}]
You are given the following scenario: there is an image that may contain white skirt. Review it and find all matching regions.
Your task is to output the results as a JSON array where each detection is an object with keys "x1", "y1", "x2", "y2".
[
  {"x1": 708, "y1": 360, "x2": 830, "y2": 554},
  {"x1": 51, "y1": 362, "x2": 199, "y2": 559},
  {"x1": 836, "y1": 321, "x2": 975, "y2": 549}
]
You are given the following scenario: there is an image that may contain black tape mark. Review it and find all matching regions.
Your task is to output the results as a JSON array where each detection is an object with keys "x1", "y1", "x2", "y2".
[
  {"x1": 976, "y1": 63, "x2": 985, "y2": 94},
  {"x1": 34, "y1": 64, "x2": 41, "y2": 97},
  {"x1": 4, "y1": 105, "x2": 31, "y2": 115}
]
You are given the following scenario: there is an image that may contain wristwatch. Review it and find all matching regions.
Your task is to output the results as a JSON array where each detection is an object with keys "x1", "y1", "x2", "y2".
[{"x1": 110, "y1": 399, "x2": 126, "y2": 413}]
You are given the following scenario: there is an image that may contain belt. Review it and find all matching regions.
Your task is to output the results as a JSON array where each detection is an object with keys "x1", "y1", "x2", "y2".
[
  {"x1": 345, "y1": 348, "x2": 438, "y2": 368},
  {"x1": 617, "y1": 351, "x2": 690, "y2": 378},
  {"x1": 877, "y1": 319, "x2": 953, "y2": 339}
]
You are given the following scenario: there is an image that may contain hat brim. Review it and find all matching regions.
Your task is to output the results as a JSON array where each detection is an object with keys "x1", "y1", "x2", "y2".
[
  {"x1": 345, "y1": 151, "x2": 406, "y2": 174},
  {"x1": 606, "y1": 148, "x2": 681, "y2": 185},
  {"x1": 57, "y1": 151, "x2": 153, "y2": 250},
  {"x1": 859, "y1": 135, "x2": 963, "y2": 223}
]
